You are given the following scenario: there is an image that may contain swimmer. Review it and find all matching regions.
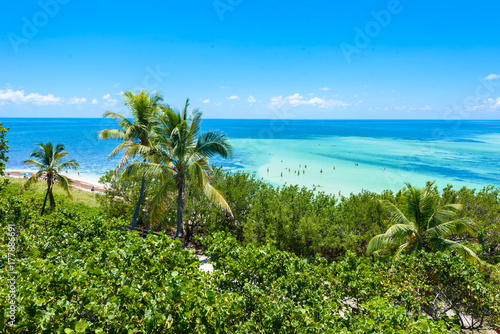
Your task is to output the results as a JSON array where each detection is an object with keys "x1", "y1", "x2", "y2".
[
  {"x1": 281, "y1": 172, "x2": 283, "y2": 177},
  {"x1": 267, "y1": 167, "x2": 269, "y2": 173},
  {"x1": 303, "y1": 170, "x2": 305, "y2": 174},
  {"x1": 320, "y1": 169, "x2": 323, "y2": 173},
  {"x1": 333, "y1": 166, "x2": 335, "y2": 170},
  {"x1": 305, "y1": 165, "x2": 307, "y2": 168}
]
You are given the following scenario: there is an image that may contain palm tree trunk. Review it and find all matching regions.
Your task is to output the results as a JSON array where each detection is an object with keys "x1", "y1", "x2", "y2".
[
  {"x1": 40, "y1": 186, "x2": 50, "y2": 216},
  {"x1": 174, "y1": 180, "x2": 184, "y2": 240},
  {"x1": 48, "y1": 187, "x2": 56, "y2": 212},
  {"x1": 130, "y1": 173, "x2": 146, "y2": 231}
]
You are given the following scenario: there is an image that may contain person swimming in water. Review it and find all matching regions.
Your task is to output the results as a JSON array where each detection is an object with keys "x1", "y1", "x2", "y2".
[{"x1": 320, "y1": 169, "x2": 323, "y2": 173}]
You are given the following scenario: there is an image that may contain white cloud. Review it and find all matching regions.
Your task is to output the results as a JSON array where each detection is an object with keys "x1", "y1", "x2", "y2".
[
  {"x1": 220, "y1": 86, "x2": 230, "y2": 89},
  {"x1": 394, "y1": 105, "x2": 432, "y2": 111},
  {"x1": 268, "y1": 93, "x2": 349, "y2": 109},
  {"x1": 485, "y1": 74, "x2": 500, "y2": 81},
  {"x1": 102, "y1": 93, "x2": 117, "y2": 104},
  {"x1": 355, "y1": 100, "x2": 363, "y2": 106},
  {"x1": 320, "y1": 87, "x2": 330, "y2": 91},
  {"x1": 247, "y1": 96, "x2": 256, "y2": 103},
  {"x1": 213, "y1": 102, "x2": 222, "y2": 106},
  {"x1": 0, "y1": 89, "x2": 62, "y2": 105},
  {"x1": 67, "y1": 97, "x2": 87, "y2": 105},
  {"x1": 92, "y1": 99, "x2": 98, "y2": 104},
  {"x1": 478, "y1": 97, "x2": 500, "y2": 110},
  {"x1": 202, "y1": 99, "x2": 210, "y2": 104},
  {"x1": 226, "y1": 95, "x2": 240, "y2": 100}
]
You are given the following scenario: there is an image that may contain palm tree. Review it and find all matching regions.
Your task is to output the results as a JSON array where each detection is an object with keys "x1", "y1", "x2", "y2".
[
  {"x1": 125, "y1": 99, "x2": 234, "y2": 240},
  {"x1": 97, "y1": 90, "x2": 164, "y2": 230},
  {"x1": 21, "y1": 142, "x2": 79, "y2": 215},
  {"x1": 367, "y1": 182, "x2": 480, "y2": 264}
]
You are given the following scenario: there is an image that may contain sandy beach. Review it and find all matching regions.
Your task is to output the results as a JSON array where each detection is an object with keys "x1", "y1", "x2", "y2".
[{"x1": 5, "y1": 170, "x2": 106, "y2": 194}]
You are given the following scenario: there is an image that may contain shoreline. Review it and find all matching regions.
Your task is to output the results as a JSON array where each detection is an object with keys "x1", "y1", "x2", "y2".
[{"x1": 5, "y1": 170, "x2": 106, "y2": 194}]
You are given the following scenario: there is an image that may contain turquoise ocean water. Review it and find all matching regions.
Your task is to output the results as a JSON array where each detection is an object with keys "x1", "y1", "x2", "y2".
[{"x1": 2, "y1": 118, "x2": 500, "y2": 195}]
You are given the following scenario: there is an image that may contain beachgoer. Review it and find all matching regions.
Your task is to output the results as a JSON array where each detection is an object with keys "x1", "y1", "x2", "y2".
[
  {"x1": 333, "y1": 166, "x2": 335, "y2": 170},
  {"x1": 320, "y1": 169, "x2": 323, "y2": 173},
  {"x1": 303, "y1": 170, "x2": 305, "y2": 174},
  {"x1": 355, "y1": 163, "x2": 358, "y2": 166},
  {"x1": 305, "y1": 165, "x2": 307, "y2": 168},
  {"x1": 78, "y1": 172, "x2": 80, "y2": 176},
  {"x1": 91, "y1": 186, "x2": 95, "y2": 192},
  {"x1": 338, "y1": 191, "x2": 341, "y2": 196},
  {"x1": 267, "y1": 167, "x2": 269, "y2": 173},
  {"x1": 281, "y1": 172, "x2": 283, "y2": 177}
]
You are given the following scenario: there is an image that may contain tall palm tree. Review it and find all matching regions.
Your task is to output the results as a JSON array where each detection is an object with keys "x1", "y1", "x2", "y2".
[
  {"x1": 367, "y1": 182, "x2": 480, "y2": 264},
  {"x1": 21, "y1": 142, "x2": 79, "y2": 216},
  {"x1": 125, "y1": 99, "x2": 234, "y2": 240},
  {"x1": 97, "y1": 90, "x2": 164, "y2": 230}
]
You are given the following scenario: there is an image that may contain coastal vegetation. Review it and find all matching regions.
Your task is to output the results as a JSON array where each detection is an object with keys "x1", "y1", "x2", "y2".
[
  {"x1": 2, "y1": 94, "x2": 499, "y2": 332},
  {"x1": 21, "y1": 142, "x2": 79, "y2": 215},
  {"x1": 0, "y1": 179, "x2": 498, "y2": 332}
]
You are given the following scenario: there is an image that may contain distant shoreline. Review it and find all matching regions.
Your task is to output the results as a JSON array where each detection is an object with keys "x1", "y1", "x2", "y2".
[{"x1": 5, "y1": 170, "x2": 106, "y2": 194}]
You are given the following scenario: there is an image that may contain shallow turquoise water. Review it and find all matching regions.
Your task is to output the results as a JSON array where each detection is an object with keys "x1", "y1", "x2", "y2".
[{"x1": 2, "y1": 118, "x2": 499, "y2": 194}]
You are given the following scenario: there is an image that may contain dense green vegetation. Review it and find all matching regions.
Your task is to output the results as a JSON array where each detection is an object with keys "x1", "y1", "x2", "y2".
[{"x1": 1, "y1": 179, "x2": 499, "y2": 332}]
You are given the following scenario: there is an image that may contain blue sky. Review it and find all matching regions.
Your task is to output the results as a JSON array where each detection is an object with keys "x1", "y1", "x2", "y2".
[{"x1": 1, "y1": 0, "x2": 499, "y2": 119}]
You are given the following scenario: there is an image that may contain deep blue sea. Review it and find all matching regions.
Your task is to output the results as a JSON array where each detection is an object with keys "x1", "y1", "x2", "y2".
[{"x1": 2, "y1": 118, "x2": 500, "y2": 194}]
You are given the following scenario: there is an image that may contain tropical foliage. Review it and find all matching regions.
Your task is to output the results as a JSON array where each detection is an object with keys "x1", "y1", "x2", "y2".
[
  {"x1": 122, "y1": 100, "x2": 234, "y2": 240},
  {"x1": 1, "y1": 189, "x2": 498, "y2": 333},
  {"x1": 367, "y1": 182, "x2": 480, "y2": 263},
  {"x1": 97, "y1": 90, "x2": 164, "y2": 230},
  {"x1": 21, "y1": 142, "x2": 79, "y2": 215}
]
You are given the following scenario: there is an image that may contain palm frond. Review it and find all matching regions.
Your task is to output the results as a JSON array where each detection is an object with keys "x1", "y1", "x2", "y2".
[
  {"x1": 196, "y1": 131, "x2": 234, "y2": 159},
  {"x1": 57, "y1": 160, "x2": 79, "y2": 170},
  {"x1": 426, "y1": 218, "x2": 476, "y2": 239},
  {"x1": 54, "y1": 174, "x2": 73, "y2": 197},
  {"x1": 20, "y1": 170, "x2": 44, "y2": 191},
  {"x1": 204, "y1": 182, "x2": 233, "y2": 217},
  {"x1": 430, "y1": 237, "x2": 481, "y2": 264},
  {"x1": 367, "y1": 234, "x2": 397, "y2": 254},
  {"x1": 97, "y1": 128, "x2": 127, "y2": 141},
  {"x1": 380, "y1": 200, "x2": 411, "y2": 226},
  {"x1": 103, "y1": 111, "x2": 132, "y2": 131}
]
